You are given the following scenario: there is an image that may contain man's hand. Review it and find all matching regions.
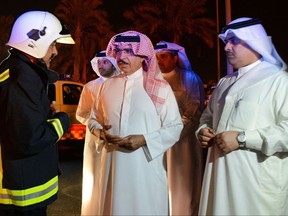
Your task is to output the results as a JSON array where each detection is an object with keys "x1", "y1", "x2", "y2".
[
  {"x1": 100, "y1": 125, "x2": 123, "y2": 143},
  {"x1": 209, "y1": 131, "x2": 239, "y2": 154},
  {"x1": 198, "y1": 127, "x2": 216, "y2": 148},
  {"x1": 99, "y1": 125, "x2": 146, "y2": 151},
  {"x1": 110, "y1": 135, "x2": 146, "y2": 151}
]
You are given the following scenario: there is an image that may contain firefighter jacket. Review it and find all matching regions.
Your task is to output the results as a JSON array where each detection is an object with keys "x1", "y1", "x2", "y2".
[{"x1": 0, "y1": 50, "x2": 70, "y2": 210}]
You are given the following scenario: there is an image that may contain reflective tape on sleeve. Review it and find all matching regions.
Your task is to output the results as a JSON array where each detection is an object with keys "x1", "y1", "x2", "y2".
[
  {"x1": 0, "y1": 69, "x2": 9, "y2": 82},
  {"x1": 47, "y1": 118, "x2": 64, "y2": 140}
]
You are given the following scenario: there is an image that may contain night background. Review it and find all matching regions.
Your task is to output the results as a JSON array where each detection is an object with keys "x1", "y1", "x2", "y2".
[{"x1": 0, "y1": 0, "x2": 287, "y2": 84}]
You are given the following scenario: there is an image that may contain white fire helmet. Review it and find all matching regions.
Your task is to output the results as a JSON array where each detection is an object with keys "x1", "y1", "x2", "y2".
[{"x1": 6, "y1": 11, "x2": 75, "y2": 59}]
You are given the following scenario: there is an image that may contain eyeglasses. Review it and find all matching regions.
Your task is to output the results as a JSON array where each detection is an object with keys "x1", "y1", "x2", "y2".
[{"x1": 113, "y1": 48, "x2": 134, "y2": 56}]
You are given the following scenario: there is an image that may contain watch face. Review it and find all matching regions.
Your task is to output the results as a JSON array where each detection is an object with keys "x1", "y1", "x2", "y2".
[{"x1": 238, "y1": 134, "x2": 246, "y2": 142}]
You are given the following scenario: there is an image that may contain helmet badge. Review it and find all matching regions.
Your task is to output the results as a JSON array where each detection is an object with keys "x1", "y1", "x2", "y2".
[{"x1": 27, "y1": 26, "x2": 47, "y2": 41}]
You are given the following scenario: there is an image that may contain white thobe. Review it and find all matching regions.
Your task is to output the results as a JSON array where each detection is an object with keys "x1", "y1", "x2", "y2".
[
  {"x1": 88, "y1": 68, "x2": 183, "y2": 215},
  {"x1": 197, "y1": 61, "x2": 288, "y2": 215},
  {"x1": 163, "y1": 68, "x2": 205, "y2": 216},
  {"x1": 76, "y1": 77, "x2": 106, "y2": 215}
]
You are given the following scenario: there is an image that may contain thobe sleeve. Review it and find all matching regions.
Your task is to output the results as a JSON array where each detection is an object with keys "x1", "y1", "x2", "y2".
[
  {"x1": 181, "y1": 73, "x2": 204, "y2": 137},
  {"x1": 143, "y1": 88, "x2": 183, "y2": 161},
  {"x1": 195, "y1": 90, "x2": 215, "y2": 137},
  {"x1": 246, "y1": 81, "x2": 288, "y2": 156},
  {"x1": 87, "y1": 85, "x2": 106, "y2": 152},
  {"x1": 76, "y1": 84, "x2": 95, "y2": 125}
]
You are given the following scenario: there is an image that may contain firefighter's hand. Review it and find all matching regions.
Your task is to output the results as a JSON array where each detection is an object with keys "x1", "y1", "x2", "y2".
[{"x1": 50, "y1": 101, "x2": 59, "y2": 115}]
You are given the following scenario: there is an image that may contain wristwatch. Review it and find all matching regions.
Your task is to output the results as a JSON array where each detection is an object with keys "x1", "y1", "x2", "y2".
[{"x1": 237, "y1": 131, "x2": 246, "y2": 148}]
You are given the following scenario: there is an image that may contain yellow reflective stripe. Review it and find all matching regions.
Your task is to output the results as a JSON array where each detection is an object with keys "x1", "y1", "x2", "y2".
[
  {"x1": 47, "y1": 118, "x2": 64, "y2": 140},
  {"x1": 0, "y1": 147, "x2": 58, "y2": 206},
  {"x1": 0, "y1": 69, "x2": 9, "y2": 82},
  {"x1": 0, "y1": 176, "x2": 58, "y2": 206}
]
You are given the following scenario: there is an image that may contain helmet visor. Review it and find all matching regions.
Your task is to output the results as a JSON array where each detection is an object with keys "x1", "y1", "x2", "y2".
[{"x1": 57, "y1": 22, "x2": 75, "y2": 44}]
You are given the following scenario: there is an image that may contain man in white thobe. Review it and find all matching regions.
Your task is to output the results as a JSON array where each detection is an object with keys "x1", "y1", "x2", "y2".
[
  {"x1": 196, "y1": 17, "x2": 288, "y2": 215},
  {"x1": 88, "y1": 31, "x2": 183, "y2": 215},
  {"x1": 76, "y1": 50, "x2": 120, "y2": 215},
  {"x1": 155, "y1": 41, "x2": 205, "y2": 216}
]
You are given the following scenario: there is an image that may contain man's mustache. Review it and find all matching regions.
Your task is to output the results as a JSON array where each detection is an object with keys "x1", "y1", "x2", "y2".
[{"x1": 117, "y1": 60, "x2": 128, "y2": 64}]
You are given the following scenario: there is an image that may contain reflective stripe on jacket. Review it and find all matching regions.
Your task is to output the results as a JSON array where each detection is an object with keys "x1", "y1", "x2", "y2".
[
  {"x1": 0, "y1": 147, "x2": 58, "y2": 207},
  {"x1": 0, "y1": 51, "x2": 70, "y2": 210},
  {"x1": 47, "y1": 118, "x2": 64, "y2": 141}
]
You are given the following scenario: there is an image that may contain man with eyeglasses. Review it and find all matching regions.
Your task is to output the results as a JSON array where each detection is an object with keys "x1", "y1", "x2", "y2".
[
  {"x1": 87, "y1": 30, "x2": 183, "y2": 215},
  {"x1": 196, "y1": 17, "x2": 288, "y2": 215}
]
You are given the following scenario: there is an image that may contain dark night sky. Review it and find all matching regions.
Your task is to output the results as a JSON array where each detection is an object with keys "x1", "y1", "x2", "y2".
[
  {"x1": 1, "y1": 0, "x2": 288, "y2": 83},
  {"x1": 231, "y1": 1, "x2": 288, "y2": 68}
]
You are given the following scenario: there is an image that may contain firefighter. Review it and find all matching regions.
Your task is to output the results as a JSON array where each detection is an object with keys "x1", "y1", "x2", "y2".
[{"x1": 0, "y1": 11, "x2": 75, "y2": 215}]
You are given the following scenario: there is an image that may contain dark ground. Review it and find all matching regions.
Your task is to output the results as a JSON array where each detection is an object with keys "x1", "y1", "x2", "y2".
[{"x1": 47, "y1": 153, "x2": 83, "y2": 216}]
